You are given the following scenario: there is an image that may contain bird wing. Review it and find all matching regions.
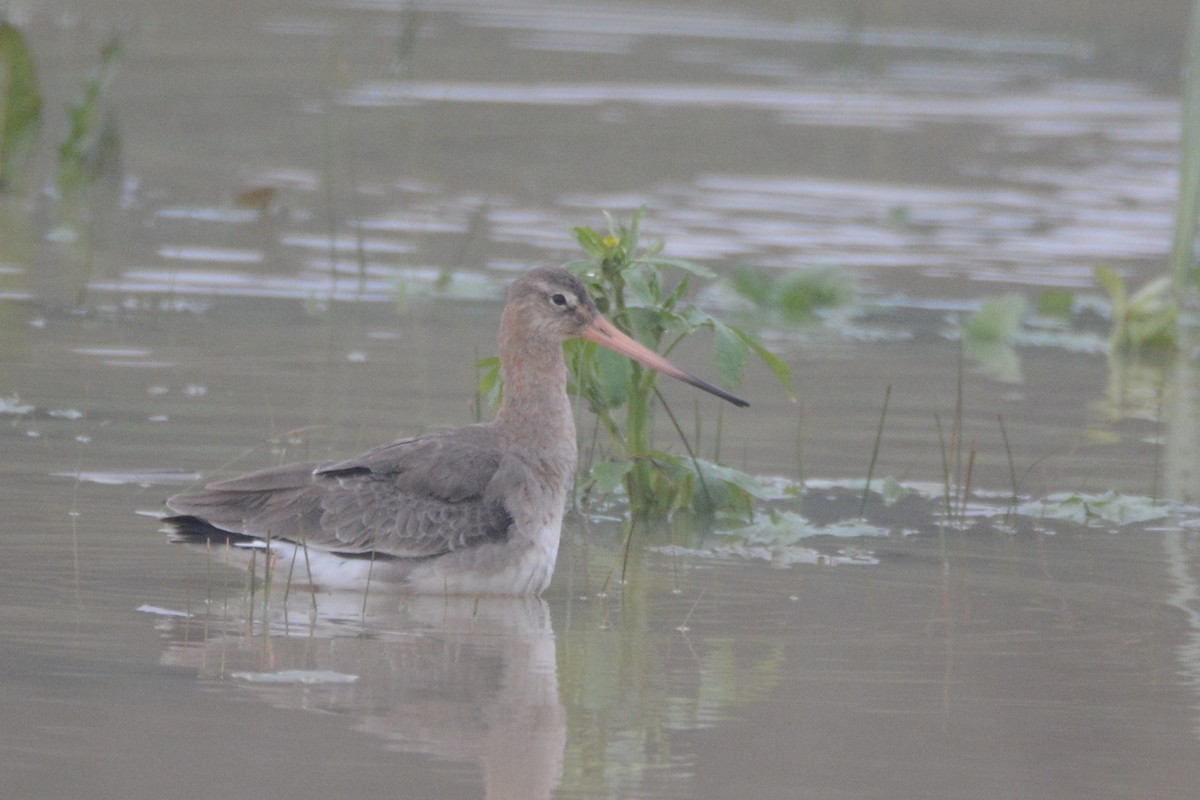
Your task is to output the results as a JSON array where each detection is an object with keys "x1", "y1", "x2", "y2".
[{"x1": 165, "y1": 425, "x2": 513, "y2": 559}]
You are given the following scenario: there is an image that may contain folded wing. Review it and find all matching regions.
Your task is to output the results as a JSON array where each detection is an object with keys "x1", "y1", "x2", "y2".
[{"x1": 164, "y1": 425, "x2": 513, "y2": 559}]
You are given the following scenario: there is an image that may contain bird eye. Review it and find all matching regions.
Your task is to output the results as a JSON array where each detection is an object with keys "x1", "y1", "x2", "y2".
[{"x1": 551, "y1": 293, "x2": 568, "y2": 307}]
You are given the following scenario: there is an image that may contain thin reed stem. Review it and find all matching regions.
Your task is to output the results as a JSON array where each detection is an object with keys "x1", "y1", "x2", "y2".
[{"x1": 859, "y1": 384, "x2": 892, "y2": 518}]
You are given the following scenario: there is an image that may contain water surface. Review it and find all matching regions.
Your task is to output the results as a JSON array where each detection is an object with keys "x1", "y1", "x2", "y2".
[{"x1": 2, "y1": 1, "x2": 1199, "y2": 798}]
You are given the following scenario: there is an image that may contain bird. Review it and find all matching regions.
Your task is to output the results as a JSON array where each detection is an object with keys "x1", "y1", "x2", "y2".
[{"x1": 163, "y1": 265, "x2": 748, "y2": 595}]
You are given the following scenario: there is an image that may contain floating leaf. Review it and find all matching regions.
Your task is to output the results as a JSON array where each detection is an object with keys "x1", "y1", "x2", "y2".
[{"x1": 1018, "y1": 491, "x2": 1177, "y2": 526}]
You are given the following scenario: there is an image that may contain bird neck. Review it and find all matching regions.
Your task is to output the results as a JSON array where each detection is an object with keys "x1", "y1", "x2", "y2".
[{"x1": 494, "y1": 327, "x2": 575, "y2": 442}]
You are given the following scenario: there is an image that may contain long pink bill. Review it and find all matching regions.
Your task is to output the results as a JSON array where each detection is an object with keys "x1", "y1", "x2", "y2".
[{"x1": 582, "y1": 315, "x2": 749, "y2": 408}]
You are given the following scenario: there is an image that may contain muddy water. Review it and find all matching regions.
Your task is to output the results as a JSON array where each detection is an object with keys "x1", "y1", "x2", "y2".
[{"x1": 3, "y1": 1, "x2": 1200, "y2": 798}]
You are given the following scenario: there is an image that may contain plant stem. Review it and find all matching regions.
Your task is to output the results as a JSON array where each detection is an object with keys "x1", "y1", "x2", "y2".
[
  {"x1": 1173, "y1": 0, "x2": 1200, "y2": 288},
  {"x1": 859, "y1": 384, "x2": 892, "y2": 518}
]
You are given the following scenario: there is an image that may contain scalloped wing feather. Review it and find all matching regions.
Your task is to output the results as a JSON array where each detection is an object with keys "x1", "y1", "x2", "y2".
[{"x1": 165, "y1": 426, "x2": 513, "y2": 559}]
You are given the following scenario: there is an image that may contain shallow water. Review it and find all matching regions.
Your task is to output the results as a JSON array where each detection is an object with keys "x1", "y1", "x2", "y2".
[{"x1": 3, "y1": 1, "x2": 1200, "y2": 798}]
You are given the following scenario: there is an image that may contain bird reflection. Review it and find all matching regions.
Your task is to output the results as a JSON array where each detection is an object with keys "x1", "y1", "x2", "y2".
[{"x1": 154, "y1": 591, "x2": 564, "y2": 800}]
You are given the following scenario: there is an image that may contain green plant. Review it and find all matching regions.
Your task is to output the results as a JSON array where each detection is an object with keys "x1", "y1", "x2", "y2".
[
  {"x1": 1173, "y1": 0, "x2": 1200, "y2": 287},
  {"x1": 1036, "y1": 288, "x2": 1075, "y2": 319},
  {"x1": 0, "y1": 22, "x2": 42, "y2": 190},
  {"x1": 1095, "y1": 267, "x2": 1177, "y2": 353},
  {"x1": 963, "y1": 295, "x2": 1026, "y2": 343},
  {"x1": 57, "y1": 36, "x2": 121, "y2": 195},
  {"x1": 562, "y1": 208, "x2": 790, "y2": 521},
  {"x1": 729, "y1": 264, "x2": 855, "y2": 321}
]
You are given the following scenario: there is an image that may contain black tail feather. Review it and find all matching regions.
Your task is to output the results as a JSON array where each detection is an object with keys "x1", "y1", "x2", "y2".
[{"x1": 162, "y1": 515, "x2": 262, "y2": 548}]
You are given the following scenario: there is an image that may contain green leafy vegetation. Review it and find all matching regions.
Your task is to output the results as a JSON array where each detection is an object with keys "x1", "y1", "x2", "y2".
[
  {"x1": 963, "y1": 295, "x2": 1026, "y2": 343},
  {"x1": 562, "y1": 208, "x2": 790, "y2": 522},
  {"x1": 1173, "y1": 0, "x2": 1200, "y2": 286},
  {"x1": 1094, "y1": 267, "x2": 1177, "y2": 353},
  {"x1": 0, "y1": 22, "x2": 42, "y2": 190},
  {"x1": 57, "y1": 36, "x2": 121, "y2": 195},
  {"x1": 478, "y1": 209, "x2": 791, "y2": 522},
  {"x1": 0, "y1": 24, "x2": 122, "y2": 196},
  {"x1": 1036, "y1": 288, "x2": 1075, "y2": 319},
  {"x1": 961, "y1": 295, "x2": 1027, "y2": 383},
  {"x1": 1018, "y1": 491, "x2": 1177, "y2": 526},
  {"x1": 729, "y1": 264, "x2": 856, "y2": 321}
]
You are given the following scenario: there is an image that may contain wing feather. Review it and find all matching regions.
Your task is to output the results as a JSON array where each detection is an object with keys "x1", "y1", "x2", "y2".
[{"x1": 165, "y1": 425, "x2": 513, "y2": 559}]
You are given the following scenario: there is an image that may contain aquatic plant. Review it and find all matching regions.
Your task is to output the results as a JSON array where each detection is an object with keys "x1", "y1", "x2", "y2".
[
  {"x1": 0, "y1": 22, "x2": 42, "y2": 191},
  {"x1": 1174, "y1": 0, "x2": 1200, "y2": 287},
  {"x1": 563, "y1": 208, "x2": 790, "y2": 521},
  {"x1": 728, "y1": 264, "x2": 856, "y2": 321},
  {"x1": 480, "y1": 209, "x2": 789, "y2": 521},
  {"x1": 57, "y1": 36, "x2": 121, "y2": 195},
  {"x1": 1018, "y1": 490, "x2": 1177, "y2": 526},
  {"x1": 963, "y1": 294, "x2": 1026, "y2": 343},
  {"x1": 959, "y1": 295, "x2": 1027, "y2": 383},
  {"x1": 1094, "y1": 267, "x2": 1177, "y2": 353},
  {"x1": 1036, "y1": 288, "x2": 1075, "y2": 320}
]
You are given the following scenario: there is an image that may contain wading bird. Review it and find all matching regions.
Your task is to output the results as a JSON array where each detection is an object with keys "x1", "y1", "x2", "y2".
[{"x1": 164, "y1": 266, "x2": 747, "y2": 594}]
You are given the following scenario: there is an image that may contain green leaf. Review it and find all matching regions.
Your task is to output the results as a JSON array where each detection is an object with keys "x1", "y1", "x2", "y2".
[
  {"x1": 880, "y1": 476, "x2": 910, "y2": 505},
  {"x1": 475, "y1": 355, "x2": 503, "y2": 411},
  {"x1": 695, "y1": 459, "x2": 775, "y2": 500},
  {"x1": 641, "y1": 257, "x2": 717, "y2": 279},
  {"x1": 1128, "y1": 275, "x2": 1173, "y2": 313},
  {"x1": 0, "y1": 22, "x2": 42, "y2": 190},
  {"x1": 624, "y1": 205, "x2": 644, "y2": 252},
  {"x1": 621, "y1": 266, "x2": 655, "y2": 306},
  {"x1": 730, "y1": 265, "x2": 774, "y2": 306},
  {"x1": 665, "y1": 273, "x2": 691, "y2": 308},
  {"x1": 1094, "y1": 266, "x2": 1126, "y2": 310},
  {"x1": 587, "y1": 459, "x2": 635, "y2": 494},
  {"x1": 964, "y1": 295, "x2": 1026, "y2": 343},
  {"x1": 561, "y1": 259, "x2": 594, "y2": 274},
  {"x1": 1036, "y1": 289, "x2": 1075, "y2": 319},
  {"x1": 573, "y1": 226, "x2": 608, "y2": 260},
  {"x1": 1018, "y1": 491, "x2": 1177, "y2": 526},
  {"x1": 731, "y1": 323, "x2": 793, "y2": 398},
  {"x1": 58, "y1": 36, "x2": 122, "y2": 194},
  {"x1": 625, "y1": 305, "x2": 671, "y2": 345},
  {"x1": 711, "y1": 319, "x2": 749, "y2": 390},
  {"x1": 729, "y1": 265, "x2": 855, "y2": 320},
  {"x1": 593, "y1": 343, "x2": 633, "y2": 407}
]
